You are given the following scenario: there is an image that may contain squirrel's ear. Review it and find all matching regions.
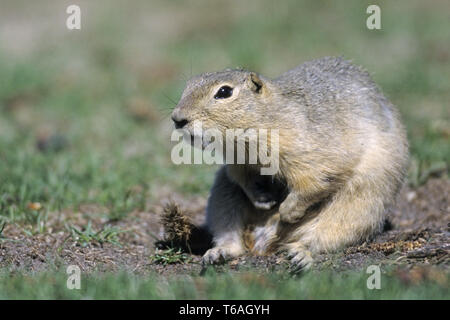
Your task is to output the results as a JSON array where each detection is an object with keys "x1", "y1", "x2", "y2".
[{"x1": 248, "y1": 72, "x2": 264, "y2": 94}]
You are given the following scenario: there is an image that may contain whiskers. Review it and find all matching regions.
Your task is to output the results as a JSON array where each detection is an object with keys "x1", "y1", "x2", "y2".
[{"x1": 156, "y1": 91, "x2": 177, "y2": 122}]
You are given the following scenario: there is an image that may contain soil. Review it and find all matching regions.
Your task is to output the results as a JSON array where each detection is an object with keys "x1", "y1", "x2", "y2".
[{"x1": 0, "y1": 177, "x2": 448, "y2": 276}]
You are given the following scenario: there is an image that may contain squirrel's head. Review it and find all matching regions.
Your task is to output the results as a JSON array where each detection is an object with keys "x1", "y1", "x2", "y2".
[{"x1": 171, "y1": 69, "x2": 274, "y2": 136}]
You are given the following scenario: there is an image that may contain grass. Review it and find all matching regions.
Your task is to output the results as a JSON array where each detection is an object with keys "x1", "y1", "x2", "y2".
[
  {"x1": 150, "y1": 248, "x2": 193, "y2": 265},
  {"x1": 0, "y1": 0, "x2": 448, "y2": 226},
  {"x1": 0, "y1": 0, "x2": 448, "y2": 299},
  {"x1": 0, "y1": 222, "x2": 5, "y2": 239},
  {"x1": 65, "y1": 222, "x2": 124, "y2": 248},
  {"x1": 0, "y1": 268, "x2": 447, "y2": 299}
]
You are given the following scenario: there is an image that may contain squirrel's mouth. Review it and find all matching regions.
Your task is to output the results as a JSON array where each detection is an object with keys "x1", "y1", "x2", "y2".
[{"x1": 184, "y1": 132, "x2": 211, "y2": 150}]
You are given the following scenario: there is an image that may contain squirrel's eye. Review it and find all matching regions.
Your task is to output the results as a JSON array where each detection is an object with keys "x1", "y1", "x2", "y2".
[{"x1": 214, "y1": 86, "x2": 233, "y2": 99}]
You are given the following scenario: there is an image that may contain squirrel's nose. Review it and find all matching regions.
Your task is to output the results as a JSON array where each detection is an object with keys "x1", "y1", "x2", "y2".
[{"x1": 172, "y1": 116, "x2": 189, "y2": 129}]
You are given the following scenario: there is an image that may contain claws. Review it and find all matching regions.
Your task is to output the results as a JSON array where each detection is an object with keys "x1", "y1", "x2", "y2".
[{"x1": 287, "y1": 250, "x2": 313, "y2": 274}]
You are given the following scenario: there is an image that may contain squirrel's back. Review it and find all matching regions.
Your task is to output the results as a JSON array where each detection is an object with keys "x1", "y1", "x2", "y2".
[
  {"x1": 274, "y1": 56, "x2": 401, "y2": 134},
  {"x1": 275, "y1": 56, "x2": 372, "y2": 94}
]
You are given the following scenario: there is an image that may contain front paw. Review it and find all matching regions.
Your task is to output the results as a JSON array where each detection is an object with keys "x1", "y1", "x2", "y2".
[
  {"x1": 279, "y1": 193, "x2": 305, "y2": 223},
  {"x1": 279, "y1": 210, "x2": 305, "y2": 224},
  {"x1": 202, "y1": 247, "x2": 237, "y2": 265}
]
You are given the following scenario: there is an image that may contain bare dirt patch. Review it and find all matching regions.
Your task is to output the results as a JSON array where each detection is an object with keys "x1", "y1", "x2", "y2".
[{"x1": 0, "y1": 177, "x2": 448, "y2": 275}]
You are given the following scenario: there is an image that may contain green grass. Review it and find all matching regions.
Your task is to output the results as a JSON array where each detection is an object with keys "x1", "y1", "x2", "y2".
[
  {"x1": 150, "y1": 248, "x2": 193, "y2": 265},
  {"x1": 0, "y1": 0, "x2": 448, "y2": 226},
  {"x1": 0, "y1": 269, "x2": 447, "y2": 299},
  {"x1": 0, "y1": 222, "x2": 5, "y2": 239},
  {"x1": 65, "y1": 221, "x2": 124, "y2": 248},
  {"x1": 0, "y1": 0, "x2": 448, "y2": 299}
]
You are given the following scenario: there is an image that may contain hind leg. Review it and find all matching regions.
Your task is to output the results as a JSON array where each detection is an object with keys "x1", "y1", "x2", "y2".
[{"x1": 281, "y1": 180, "x2": 390, "y2": 271}]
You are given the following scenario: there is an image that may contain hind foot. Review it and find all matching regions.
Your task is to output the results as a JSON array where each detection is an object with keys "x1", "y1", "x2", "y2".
[{"x1": 285, "y1": 245, "x2": 314, "y2": 273}]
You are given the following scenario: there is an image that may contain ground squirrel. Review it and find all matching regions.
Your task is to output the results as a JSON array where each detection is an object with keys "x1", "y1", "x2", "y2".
[{"x1": 171, "y1": 57, "x2": 409, "y2": 270}]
